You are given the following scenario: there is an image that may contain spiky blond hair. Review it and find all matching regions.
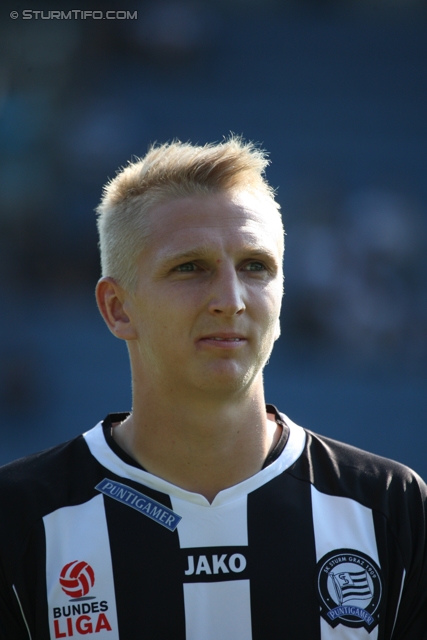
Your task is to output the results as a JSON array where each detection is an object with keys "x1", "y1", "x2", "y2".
[{"x1": 96, "y1": 136, "x2": 281, "y2": 290}]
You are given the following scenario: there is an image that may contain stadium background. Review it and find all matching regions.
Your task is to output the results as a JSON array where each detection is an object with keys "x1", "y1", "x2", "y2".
[{"x1": 1, "y1": 0, "x2": 426, "y2": 480}]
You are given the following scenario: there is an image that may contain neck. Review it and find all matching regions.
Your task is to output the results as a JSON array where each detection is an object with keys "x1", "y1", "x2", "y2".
[{"x1": 113, "y1": 378, "x2": 280, "y2": 503}]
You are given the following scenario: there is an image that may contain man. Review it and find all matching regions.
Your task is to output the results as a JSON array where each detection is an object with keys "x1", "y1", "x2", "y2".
[{"x1": 0, "y1": 138, "x2": 426, "y2": 639}]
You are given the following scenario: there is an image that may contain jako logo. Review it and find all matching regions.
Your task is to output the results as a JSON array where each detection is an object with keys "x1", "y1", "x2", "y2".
[
  {"x1": 59, "y1": 561, "x2": 95, "y2": 598},
  {"x1": 185, "y1": 553, "x2": 247, "y2": 576}
]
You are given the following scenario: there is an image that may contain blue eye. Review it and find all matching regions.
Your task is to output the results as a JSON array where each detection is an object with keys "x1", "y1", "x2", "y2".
[
  {"x1": 245, "y1": 261, "x2": 266, "y2": 271},
  {"x1": 175, "y1": 262, "x2": 197, "y2": 272}
]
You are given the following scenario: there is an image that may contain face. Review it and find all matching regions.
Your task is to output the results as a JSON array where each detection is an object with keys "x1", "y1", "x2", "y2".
[{"x1": 123, "y1": 190, "x2": 284, "y2": 399}]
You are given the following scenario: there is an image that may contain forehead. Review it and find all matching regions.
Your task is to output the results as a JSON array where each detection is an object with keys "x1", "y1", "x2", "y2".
[{"x1": 144, "y1": 190, "x2": 283, "y2": 259}]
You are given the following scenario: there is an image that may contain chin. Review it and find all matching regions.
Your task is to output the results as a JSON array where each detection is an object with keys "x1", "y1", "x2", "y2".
[{"x1": 194, "y1": 363, "x2": 262, "y2": 394}]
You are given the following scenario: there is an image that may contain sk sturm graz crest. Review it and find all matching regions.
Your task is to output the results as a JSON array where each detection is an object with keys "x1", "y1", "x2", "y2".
[{"x1": 316, "y1": 549, "x2": 383, "y2": 631}]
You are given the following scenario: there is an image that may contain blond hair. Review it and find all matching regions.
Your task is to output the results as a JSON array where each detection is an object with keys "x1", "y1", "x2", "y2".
[{"x1": 96, "y1": 136, "x2": 281, "y2": 291}]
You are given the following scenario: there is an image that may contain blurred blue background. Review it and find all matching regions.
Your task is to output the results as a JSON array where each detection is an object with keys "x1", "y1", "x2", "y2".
[{"x1": 1, "y1": 0, "x2": 426, "y2": 479}]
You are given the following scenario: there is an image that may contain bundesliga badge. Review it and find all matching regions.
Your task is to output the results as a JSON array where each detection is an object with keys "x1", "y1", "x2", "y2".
[{"x1": 315, "y1": 548, "x2": 383, "y2": 631}]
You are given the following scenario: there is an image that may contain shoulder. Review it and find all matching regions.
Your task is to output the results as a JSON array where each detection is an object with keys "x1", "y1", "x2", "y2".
[
  {"x1": 0, "y1": 431, "x2": 100, "y2": 528},
  {"x1": 289, "y1": 429, "x2": 427, "y2": 635},
  {"x1": 0, "y1": 434, "x2": 89, "y2": 485},
  {"x1": 288, "y1": 426, "x2": 427, "y2": 518}
]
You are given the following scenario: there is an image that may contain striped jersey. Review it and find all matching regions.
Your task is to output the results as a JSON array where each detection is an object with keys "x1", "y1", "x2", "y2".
[{"x1": 0, "y1": 406, "x2": 426, "y2": 639}]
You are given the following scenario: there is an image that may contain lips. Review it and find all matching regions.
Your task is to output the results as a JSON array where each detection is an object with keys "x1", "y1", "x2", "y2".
[
  {"x1": 197, "y1": 333, "x2": 247, "y2": 348},
  {"x1": 199, "y1": 333, "x2": 246, "y2": 341}
]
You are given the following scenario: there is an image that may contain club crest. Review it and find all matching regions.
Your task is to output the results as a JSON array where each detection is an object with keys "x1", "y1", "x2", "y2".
[{"x1": 316, "y1": 548, "x2": 382, "y2": 631}]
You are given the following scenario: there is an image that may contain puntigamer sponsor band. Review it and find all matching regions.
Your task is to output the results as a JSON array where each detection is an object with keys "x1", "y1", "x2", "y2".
[
  {"x1": 327, "y1": 606, "x2": 374, "y2": 625},
  {"x1": 95, "y1": 478, "x2": 182, "y2": 531}
]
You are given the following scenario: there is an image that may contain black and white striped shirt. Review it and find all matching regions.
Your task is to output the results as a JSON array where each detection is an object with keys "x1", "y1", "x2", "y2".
[{"x1": 0, "y1": 407, "x2": 426, "y2": 639}]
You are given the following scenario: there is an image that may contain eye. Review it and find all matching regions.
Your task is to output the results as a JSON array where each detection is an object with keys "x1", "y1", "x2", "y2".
[
  {"x1": 243, "y1": 261, "x2": 267, "y2": 272},
  {"x1": 174, "y1": 262, "x2": 198, "y2": 272}
]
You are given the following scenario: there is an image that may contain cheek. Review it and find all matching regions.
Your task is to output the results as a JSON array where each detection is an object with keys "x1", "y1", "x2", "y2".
[
  {"x1": 247, "y1": 295, "x2": 281, "y2": 345},
  {"x1": 260, "y1": 287, "x2": 283, "y2": 339},
  {"x1": 129, "y1": 298, "x2": 166, "y2": 341},
  {"x1": 259, "y1": 282, "x2": 283, "y2": 317}
]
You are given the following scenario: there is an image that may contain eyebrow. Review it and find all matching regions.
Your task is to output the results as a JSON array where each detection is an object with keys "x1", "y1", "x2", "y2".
[{"x1": 159, "y1": 243, "x2": 280, "y2": 267}]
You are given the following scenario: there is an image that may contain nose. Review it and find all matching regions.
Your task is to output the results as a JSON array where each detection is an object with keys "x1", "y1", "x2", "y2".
[{"x1": 207, "y1": 266, "x2": 246, "y2": 317}]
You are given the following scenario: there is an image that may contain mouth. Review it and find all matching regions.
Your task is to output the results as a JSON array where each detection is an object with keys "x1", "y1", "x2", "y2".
[{"x1": 197, "y1": 333, "x2": 247, "y2": 348}]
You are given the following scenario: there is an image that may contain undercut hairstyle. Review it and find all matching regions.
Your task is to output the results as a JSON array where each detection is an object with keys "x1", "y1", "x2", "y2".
[{"x1": 96, "y1": 136, "x2": 282, "y2": 291}]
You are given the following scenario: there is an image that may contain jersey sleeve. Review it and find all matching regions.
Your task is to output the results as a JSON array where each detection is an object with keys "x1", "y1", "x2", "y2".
[
  {"x1": 291, "y1": 429, "x2": 427, "y2": 639},
  {"x1": 388, "y1": 470, "x2": 427, "y2": 639},
  {"x1": 0, "y1": 554, "x2": 31, "y2": 639}
]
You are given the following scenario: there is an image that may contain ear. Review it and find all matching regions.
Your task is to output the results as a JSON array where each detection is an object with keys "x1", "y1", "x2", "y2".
[
  {"x1": 95, "y1": 277, "x2": 137, "y2": 341},
  {"x1": 274, "y1": 317, "x2": 281, "y2": 341}
]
